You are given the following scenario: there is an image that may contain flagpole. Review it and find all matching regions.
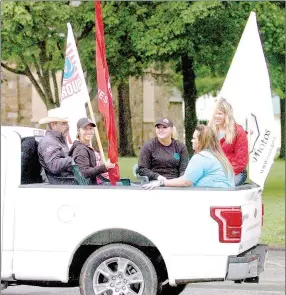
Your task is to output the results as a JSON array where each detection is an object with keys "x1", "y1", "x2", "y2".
[
  {"x1": 87, "y1": 101, "x2": 106, "y2": 163},
  {"x1": 95, "y1": 1, "x2": 120, "y2": 184}
]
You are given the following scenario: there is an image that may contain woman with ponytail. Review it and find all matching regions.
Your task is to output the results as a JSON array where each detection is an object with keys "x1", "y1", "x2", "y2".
[{"x1": 69, "y1": 118, "x2": 115, "y2": 185}]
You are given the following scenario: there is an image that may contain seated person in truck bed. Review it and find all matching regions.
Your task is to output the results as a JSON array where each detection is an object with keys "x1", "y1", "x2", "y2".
[
  {"x1": 37, "y1": 108, "x2": 74, "y2": 184},
  {"x1": 143, "y1": 124, "x2": 235, "y2": 190},
  {"x1": 208, "y1": 98, "x2": 248, "y2": 186},
  {"x1": 69, "y1": 118, "x2": 115, "y2": 185},
  {"x1": 138, "y1": 118, "x2": 189, "y2": 182},
  {"x1": 21, "y1": 137, "x2": 43, "y2": 184}
]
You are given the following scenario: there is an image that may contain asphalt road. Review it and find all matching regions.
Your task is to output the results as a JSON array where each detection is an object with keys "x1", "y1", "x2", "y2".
[
  {"x1": 181, "y1": 250, "x2": 285, "y2": 295},
  {"x1": 2, "y1": 250, "x2": 284, "y2": 295}
]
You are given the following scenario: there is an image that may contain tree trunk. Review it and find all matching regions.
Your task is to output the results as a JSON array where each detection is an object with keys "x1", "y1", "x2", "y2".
[
  {"x1": 16, "y1": 75, "x2": 22, "y2": 125},
  {"x1": 118, "y1": 80, "x2": 136, "y2": 157},
  {"x1": 279, "y1": 97, "x2": 285, "y2": 159},
  {"x1": 181, "y1": 54, "x2": 197, "y2": 156}
]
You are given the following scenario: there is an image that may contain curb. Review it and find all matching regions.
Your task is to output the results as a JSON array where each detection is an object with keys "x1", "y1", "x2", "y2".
[{"x1": 268, "y1": 246, "x2": 285, "y2": 251}]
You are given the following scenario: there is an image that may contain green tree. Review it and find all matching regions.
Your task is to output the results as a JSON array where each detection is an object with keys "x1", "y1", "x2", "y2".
[
  {"x1": 104, "y1": 2, "x2": 158, "y2": 156},
  {"x1": 132, "y1": 1, "x2": 239, "y2": 153},
  {"x1": 2, "y1": 2, "x2": 69, "y2": 109},
  {"x1": 132, "y1": 1, "x2": 285, "y2": 154},
  {"x1": 1, "y1": 1, "x2": 146, "y2": 156},
  {"x1": 256, "y1": 1, "x2": 285, "y2": 159},
  {"x1": 1, "y1": 2, "x2": 96, "y2": 110}
]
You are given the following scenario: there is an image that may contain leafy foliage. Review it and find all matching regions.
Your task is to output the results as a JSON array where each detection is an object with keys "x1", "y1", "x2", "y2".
[
  {"x1": 2, "y1": 2, "x2": 74, "y2": 108},
  {"x1": 1, "y1": 1, "x2": 285, "y2": 154},
  {"x1": 128, "y1": 1, "x2": 285, "y2": 152}
]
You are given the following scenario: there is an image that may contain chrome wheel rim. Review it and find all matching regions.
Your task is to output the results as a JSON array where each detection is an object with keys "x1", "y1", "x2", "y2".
[{"x1": 93, "y1": 257, "x2": 144, "y2": 295}]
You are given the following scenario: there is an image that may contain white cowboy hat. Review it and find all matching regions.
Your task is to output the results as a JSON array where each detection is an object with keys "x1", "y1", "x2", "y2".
[{"x1": 38, "y1": 107, "x2": 69, "y2": 124}]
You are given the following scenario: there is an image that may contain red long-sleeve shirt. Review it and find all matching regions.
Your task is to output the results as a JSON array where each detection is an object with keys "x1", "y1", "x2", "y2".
[{"x1": 220, "y1": 124, "x2": 248, "y2": 175}]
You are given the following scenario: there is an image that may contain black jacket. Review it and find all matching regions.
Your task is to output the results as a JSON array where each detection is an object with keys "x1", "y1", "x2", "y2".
[
  {"x1": 138, "y1": 138, "x2": 189, "y2": 180},
  {"x1": 69, "y1": 140, "x2": 107, "y2": 185},
  {"x1": 21, "y1": 137, "x2": 42, "y2": 184},
  {"x1": 38, "y1": 131, "x2": 73, "y2": 184}
]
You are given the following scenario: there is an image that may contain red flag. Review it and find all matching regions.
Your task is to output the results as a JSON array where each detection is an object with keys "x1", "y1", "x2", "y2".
[{"x1": 95, "y1": 1, "x2": 120, "y2": 185}]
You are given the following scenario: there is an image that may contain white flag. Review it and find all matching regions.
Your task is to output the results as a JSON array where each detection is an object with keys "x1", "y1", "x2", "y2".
[
  {"x1": 220, "y1": 12, "x2": 278, "y2": 187},
  {"x1": 60, "y1": 23, "x2": 90, "y2": 143}
]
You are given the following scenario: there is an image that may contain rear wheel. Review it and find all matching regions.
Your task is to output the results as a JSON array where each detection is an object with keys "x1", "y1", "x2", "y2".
[{"x1": 79, "y1": 243, "x2": 157, "y2": 295}]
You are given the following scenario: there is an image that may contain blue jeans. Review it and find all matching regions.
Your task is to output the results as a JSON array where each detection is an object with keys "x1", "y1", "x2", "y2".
[{"x1": 235, "y1": 169, "x2": 247, "y2": 186}]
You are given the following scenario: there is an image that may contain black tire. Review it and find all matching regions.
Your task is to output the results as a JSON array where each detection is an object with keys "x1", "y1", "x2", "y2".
[
  {"x1": 158, "y1": 283, "x2": 186, "y2": 295},
  {"x1": 79, "y1": 243, "x2": 157, "y2": 295}
]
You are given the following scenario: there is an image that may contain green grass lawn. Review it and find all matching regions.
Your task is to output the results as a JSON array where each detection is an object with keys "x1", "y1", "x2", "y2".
[
  {"x1": 118, "y1": 157, "x2": 138, "y2": 181},
  {"x1": 261, "y1": 159, "x2": 285, "y2": 246},
  {"x1": 119, "y1": 157, "x2": 285, "y2": 246}
]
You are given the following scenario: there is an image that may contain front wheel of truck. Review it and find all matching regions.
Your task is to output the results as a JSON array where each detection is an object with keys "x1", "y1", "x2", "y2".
[{"x1": 79, "y1": 243, "x2": 158, "y2": 295}]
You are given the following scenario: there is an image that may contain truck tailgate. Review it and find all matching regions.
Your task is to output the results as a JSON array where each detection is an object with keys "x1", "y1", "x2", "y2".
[{"x1": 239, "y1": 188, "x2": 263, "y2": 253}]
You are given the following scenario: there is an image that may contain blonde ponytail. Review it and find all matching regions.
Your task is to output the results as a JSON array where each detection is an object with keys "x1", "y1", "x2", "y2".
[{"x1": 171, "y1": 126, "x2": 178, "y2": 140}]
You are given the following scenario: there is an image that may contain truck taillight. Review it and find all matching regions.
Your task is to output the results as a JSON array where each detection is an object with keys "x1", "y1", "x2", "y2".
[
  {"x1": 210, "y1": 207, "x2": 242, "y2": 243},
  {"x1": 262, "y1": 203, "x2": 264, "y2": 226}
]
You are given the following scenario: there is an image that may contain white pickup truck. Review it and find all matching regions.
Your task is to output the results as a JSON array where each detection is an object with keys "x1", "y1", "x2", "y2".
[{"x1": 1, "y1": 126, "x2": 268, "y2": 295}]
